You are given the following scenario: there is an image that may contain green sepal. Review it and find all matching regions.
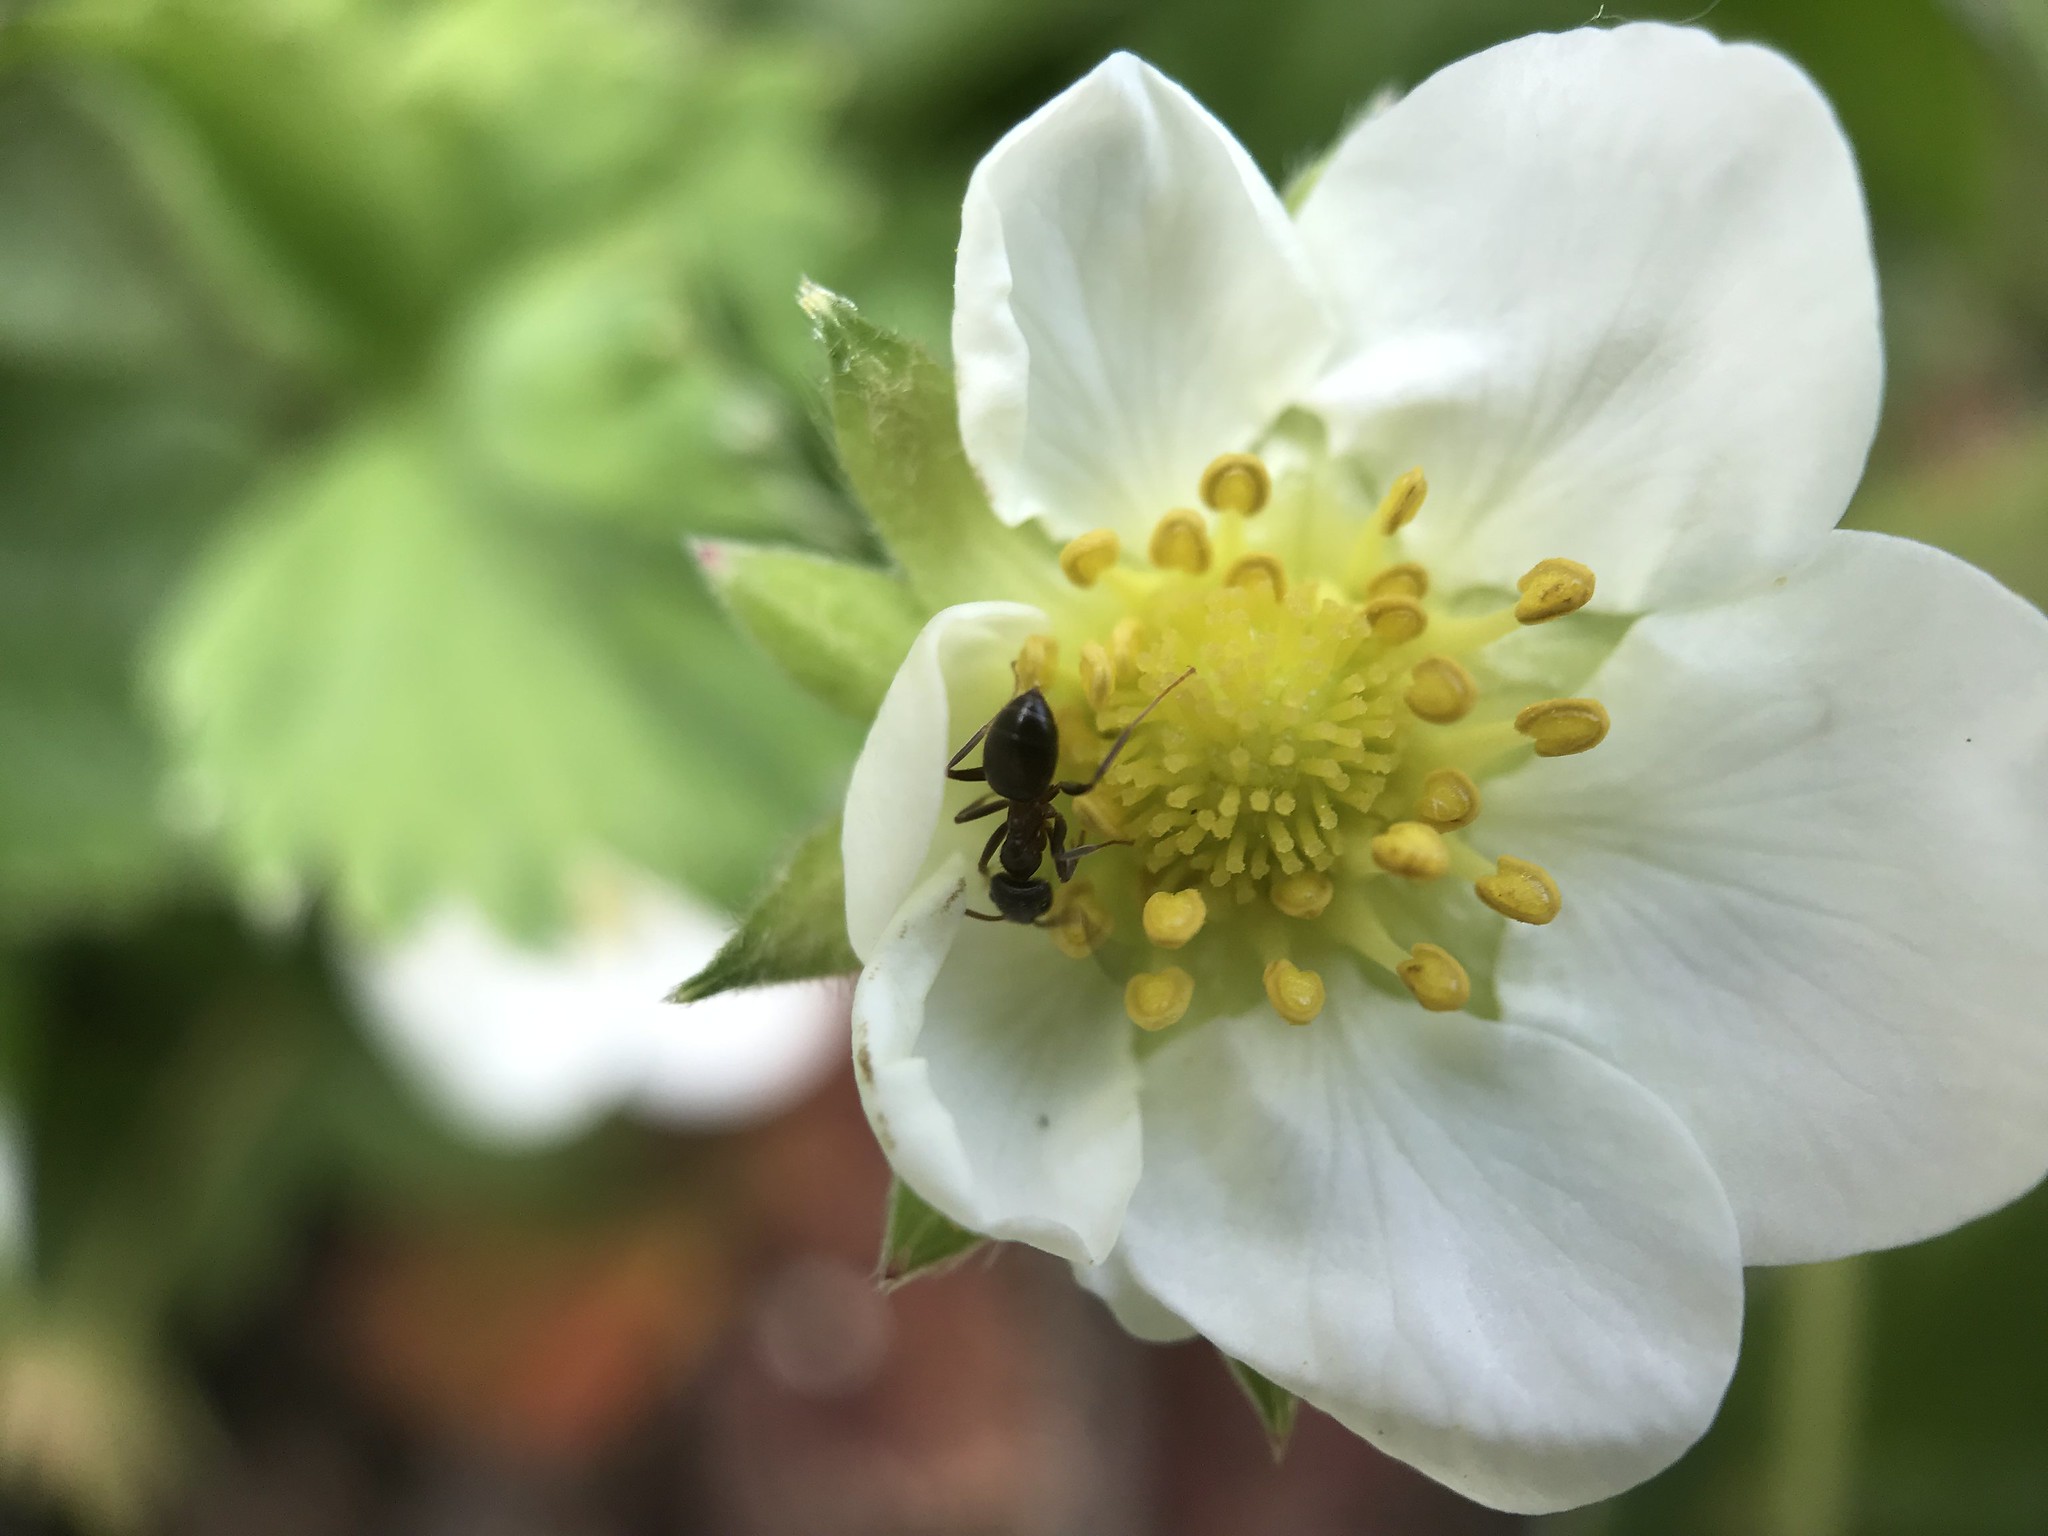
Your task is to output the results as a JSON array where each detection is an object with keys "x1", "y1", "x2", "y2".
[
  {"x1": 876, "y1": 1177, "x2": 985, "y2": 1289},
  {"x1": 799, "y1": 281, "x2": 1062, "y2": 612},
  {"x1": 1223, "y1": 1353, "x2": 1300, "y2": 1460},
  {"x1": 706, "y1": 544, "x2": 924, "y2": 720},
  {"x1": 669, "y1": 815, "x2": 855, "y2": 1001}
]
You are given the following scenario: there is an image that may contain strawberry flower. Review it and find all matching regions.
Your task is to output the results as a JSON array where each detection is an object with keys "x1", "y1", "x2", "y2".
[{"x1": 819, "y1": 26, "x2": 2048, "y2": 1511}]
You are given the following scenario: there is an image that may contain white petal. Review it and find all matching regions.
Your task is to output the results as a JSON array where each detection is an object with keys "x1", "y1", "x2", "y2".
[
  {"x1": 1120, "y1": 974, "x2": 1742, "y2": 1514},
  {"x1": 1073, "y1": 1249, "x2": 1195, "y2": 1345},
  {"x1": 1296, "y1": 24, "x2": 1881, "y2": 611},
  {"x1": 852, "y1": 862, "x2": 1141, "y2": 1265},
  {"x1": 1488, "y1": 531, "x2": 2048, "y2": 1264},
  {"x1": 842, "y1": 601, "x2": 1045, "y2": 963},
  {"x1": 955, "y1": 52, "x2": 1331, "y2": 540}
]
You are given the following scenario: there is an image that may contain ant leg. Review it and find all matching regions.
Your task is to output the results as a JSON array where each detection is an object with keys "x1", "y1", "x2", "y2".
[
  {"x1": 1050, "y1": 809, "x2": 1127, "y2": 881},
  {"x1": 964, "y1": 909, "x2": 1005, "y2": 922},
  {"x1": 1057, "y1": 666, "x2": 1196, "y2": 796},
  {"x1": 953, "y1": 794, "x2": 1007, "y2": 825},
  {"x1": 978, "y1": 823, "x2": 1006, "y2": 875},
  {"x1": 945, "y1": 714, "x2": 996, "y2": 782}
]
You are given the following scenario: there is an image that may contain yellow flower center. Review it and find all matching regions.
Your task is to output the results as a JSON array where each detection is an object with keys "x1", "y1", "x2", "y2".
[
  {"x1": 1098, "y1": 583, "x2": 1398, "y2": 897},
  {"x1": 1028, "y1": 450, "x2": 1611, "y2": 1031}
]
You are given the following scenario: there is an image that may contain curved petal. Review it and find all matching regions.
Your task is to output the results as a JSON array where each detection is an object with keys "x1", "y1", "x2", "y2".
[
  {"x1": 1487, "y1": 531, "x2": 2048, "y2": 1264},
  {"x1": 1296, "y1": 24, "x2": 1881, "y2": 611},
  {"x1": 955, "y1": 52, "x2": 1332, "y2": 541},
  {"x1": 843, "y1": 602, "x2": 1045, "y2": 962},
  {"x1": 852, "y1": 863, "x2": 1142, "y2": 1265},
  {"x1": 1073, "y1": 1249, "x2": 1195, "y2": 1345},
  {"x1": 1119, "y1": 972, "x2": 1742, "y2": 1514}
]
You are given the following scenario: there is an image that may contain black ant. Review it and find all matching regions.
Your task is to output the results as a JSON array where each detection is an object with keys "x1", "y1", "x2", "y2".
[{"x1": 947, "y1": 667, "x2": 1194, "y2": 924}]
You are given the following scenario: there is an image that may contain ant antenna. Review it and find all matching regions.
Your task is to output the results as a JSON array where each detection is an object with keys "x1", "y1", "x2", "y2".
[{"x1": 1061, "y1": 667, "x2": 1195, "y2": 796}]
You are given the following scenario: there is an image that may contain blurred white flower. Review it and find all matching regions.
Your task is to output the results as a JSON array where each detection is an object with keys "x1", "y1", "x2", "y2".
[{"x1": 355, "y1": 872, "x2": 843, "y2": 1143}]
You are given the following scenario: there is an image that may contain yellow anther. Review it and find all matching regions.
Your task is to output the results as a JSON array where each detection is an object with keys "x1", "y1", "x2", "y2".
[
  {"x1": 1223, "y1": 552, "x2": 1287, "y2": 599},
  {"x1": 1199, "y1": 452, "x2": 1271, "y2": 516},
  {"x1": 1515, "y1": 697, "x2": 1611, "y2": 757},
  {"x1": 1125, "y1": 967, "x2": 1195, "y2": 1031},
  {"x1": 1370, "y1": 820, "x2": 1450, "y2": 880},
  {"x1": 1270, "y1": 870, "x2": 1334, "y2": 920},
  {"x1": 1404, "y1": 655, "x2": 1478, "y2": 724},
  {"x1": 1049, "y1": 882, "x2": 1115, "y2": 957},
  {"x1": 1396, "y1": 943, "x2": 1470, "y2": 1012},
  {"x1": 1143, "y1": 888, "x2": 1208, "y2": 949},
  {"x1": 1148, "y1": 509, "x2": 1213, "y2": 573},
  {"x1": 1515, "y1": 558, "x2": 1597, "y2": 624},
  {"x1": 1079, "y1": 642, "x2": 1115, "y2": 711},
  {"x1": 1053, "y1": 704, "x2": 1102, "y2": 768},
  {"x1": 1073, "y1": 789, "x2": 1125, "y2": 841},
  {"x1": 1475, "y1": 855, "x2": 1562, "y2": 926},
  {"x1": 1109, "y1": 615, "x2": 1147, "y2": 677},
  {"x1": 1364, "y1": 595, "x2": 1428, "y2": 644},
  {"x1": 1365, "y1": 562, "x2": 1430, "y2": 601},
  {"x1": 1262, "y1": 959, "x2": 1326, "y2": 1026},
  {"x1": 1014, "y1": 633, "x2": 1060, "y2": 691},
  {"x1": 1059, "y1": 528, "x2": 1120, "y2": 588},
  {"x1": 1374, "y1": 467, "x2": 1428, "y2": 534},
  {"x1": 1412, "y1": 767, "x2": 1481, "y2": 832}
]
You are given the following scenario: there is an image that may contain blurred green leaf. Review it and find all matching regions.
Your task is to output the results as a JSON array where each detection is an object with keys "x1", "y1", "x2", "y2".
[
  {"x1": 671, "y1": 815, "x2": 855, "y2": 1001},
  {"x1": 1223, "y1": 1354, "x2": 1300, "y2": 1459},
  {"x1": 152, "y1": 423, "x2": 857, "y2": 935},
  {"x1": 708, "y1": 545, "x2": 924, "y2": 719},
  {"x1": 37, "y1": 0, "x2": 474, "y2": 368},
  {"x1": 0, "y1": 77, "x2": 212, "y2": 372},
  {"x1": 0, "y1": 369, "x2": 254, "y2": 934},
  {"x1": 803, "y1": 282, "x2": 1063, "y2": 611},
  {"x1": 449, "y1": 232, "x2": 845, "y2": 547},
  {"x1": 876, "y1": 1177, "x2": 984, "y2": 1289}
]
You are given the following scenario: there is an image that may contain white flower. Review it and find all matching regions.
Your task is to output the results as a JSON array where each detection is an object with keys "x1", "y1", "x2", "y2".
[
  {"x1": 355, "y1": 870, "x2": 842, "y2": 1143},
  {"x1": 838, "y1": 27, "x2": 2048, "y2": 1513}
]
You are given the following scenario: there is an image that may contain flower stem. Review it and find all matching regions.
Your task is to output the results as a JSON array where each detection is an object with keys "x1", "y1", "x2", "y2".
[{"x1": 1763, "y1": 1257, "x2": 1869, "y2": 1536}]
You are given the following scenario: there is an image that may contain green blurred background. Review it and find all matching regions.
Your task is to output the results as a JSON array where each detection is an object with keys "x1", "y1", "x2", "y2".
[{"x1": 0, "y1": 0, "x2": 2043, "y2": 1532}]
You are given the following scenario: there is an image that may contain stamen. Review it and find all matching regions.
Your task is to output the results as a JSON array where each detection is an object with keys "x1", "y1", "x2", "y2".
[
  {"x1": 1515, "y1": 558, "x2": 1597, "y2": 623},
  {"x1": 1514, "y1": 697, "x2": 1611, "y2": 757},
  {"x1": 1149, "y1": 509, "x2": 1213, "y2": 573},
  {"x1": 1371, "y1": 821, "x2": 1450, "y2": 880},
  {"x1": 1049, "y1": 882, "x2": 1115, "y2": 957},
  {"x1": 1125, "y1": 967, "x2": 1194, "y2": 1031},
  {"x1": 1365, "y1": 595, "x2": 1428, "y2": 643},
  {"x1": 1364, "y1": 562, "x2": 1430, "y2": 601},
  {"x1": 1411, "y1": 767, "x2": 1481, "y2": 831},
  {"x1": 1200, "y1": 453, "x2": 1272, "y2": 516},
  {"x1": 1059, "y1": 529, "x2": 1120, "y2": 588},
  {"x1": 1404, "y1": 655, "x2": 1478, "y2": 723},
  {"x1": 1073, "y1": 790, "x2": 1125, "y2": 841},
  {"x1": 1475, "y1": 855, "x2": 1562, "y2": 925},
  {"x1": 1079, "y1": 642, "x2": 1115, "y2": 711},
  {"x1": 1110, "y1": 616, "x2": 1147, "y2": 679},
  {"x1": 1143, "y1": 889, "x2": 1208, "y2": 949},
  {"x1": 1262, "y1": 959, "x2": 1326, "y2": 1025},
  {"x1": 1396, "y1": 943, "x2": 1470, "y2": 1012},
  {"x1": 1374, "y1": 467, "x2": 1427, "y2": 534},
  {"x1": 1270, "y1": 870, "x2": 1333, "y2": 919},
  {"x1": 1014, "y1": 633, "x2": 1060, "y2": 691},
  {"x1": 1222, "y1": 552, "x2": 1287, "y2": 599}
]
